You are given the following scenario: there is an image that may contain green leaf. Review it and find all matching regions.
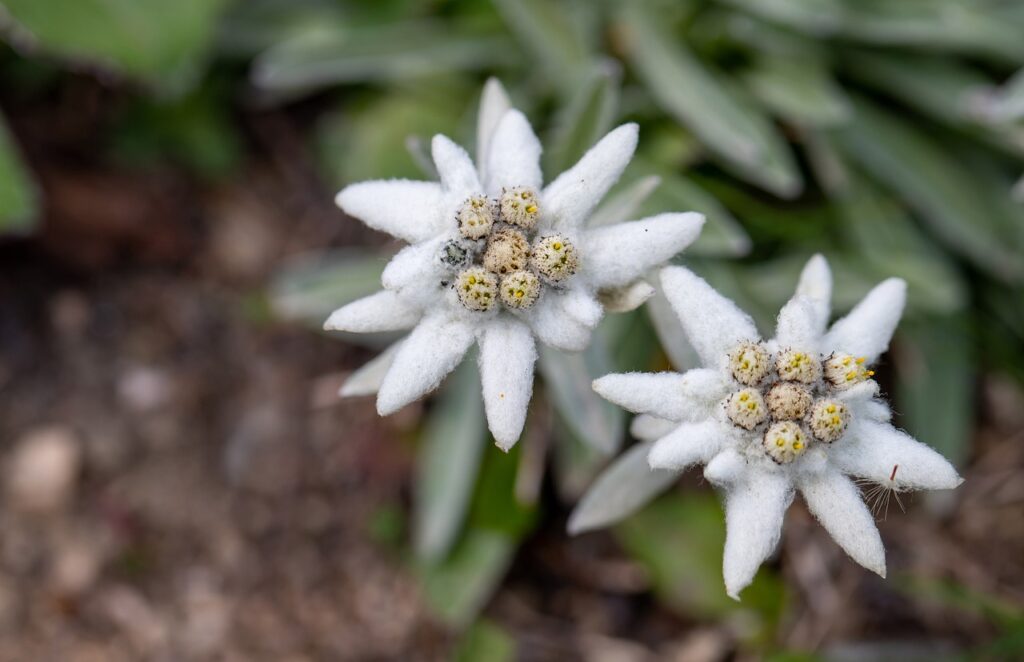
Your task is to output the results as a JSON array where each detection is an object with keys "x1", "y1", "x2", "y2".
[
  {"x1": 842, "y1": 51, "x2": 1024, "y2": 157},
  {"x1": 538, "y1": 334, "x2": 624, "y2": 455},
  {"x1": 894, "y1": 315, "x2": 974, "y2": 468},
  {"x1": 453, "y1": 620, "x2": 516, "y2": 662},
  {"x1": 615, "y1": 491, "x2": 786, "y2": 630},
  {"x1": 492, "y1": 0, "x2": 593, "y2": 90},
  {"x1": 982, "y1": 66, "x2": 1024, "y2": 122},
  {"x1": 268, "y1": 249, "x2": 389, "y2": 329},
  {"x1": 619, "y1": 4, "x2": 802, "y2": 198},
  {"x1": 543, "y1": 61, "x2": 621, "y2": 176},
  {"x1": 0, "y1": 115, "x2": 38, "y2": 234},
  {"x1": 833, "y1": 97, "x2": 1024, "y2": 284},
  {"x1": 316, "y1": 86, "x2": 469, "y2": 183},
  {"x1": 252, "y1": 22, "x2": 514, "y2": 95},
  {"x1": 419, "y1": 529, "x2": 516, "y2": 628},
  {"x1": 721, "y1": 0, "x2": 1024, "y2": 62},
  {"x1": 742, "y1": 54, "x2": 851, "y2": 126},
  {"x1": 415, "y1": 357, "x2": 488, "y2": 562},
  {"x1": 1, "y1": 0, "x2": 229, "y2": 94},
  {"x1": 588, "y1": 175, "x2": 662, "y2": 229}
]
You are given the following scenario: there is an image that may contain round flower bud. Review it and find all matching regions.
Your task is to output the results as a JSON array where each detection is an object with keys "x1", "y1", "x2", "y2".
[
  {"x1": 454, "y1": 267, "x2": 498, "y2": 312},
  {"x1": 457, "y1": 196, "x2": 494, "y2": 239},
  {"x1": 776, "y1": 349, "x2": 822, "y2": 384},
  {"x1": 438, "y1": 239, "x2": 476, "y2": 271},
  {"x1": 499, "y1": 187, "x2": 540, "y2": 229},
  {"x1": 530, "y1": 234, "x2": 579, "y2": 284},
  {"x1": 763, "y1": 421, "x2": 809, "y2": 464},
  {"x1": 499, "y1": 270, "x2": 541, "y2": 310},
  {"x1": 765, "y1": 382, "x2": 813, "y2": 421},
  {"x1": 808, "y1": 399, "x2": 850, "y2": 443},
  {"x1": 823, "y1": 353, "x2": 875, "y2": 389},
  {"x1": 482, "y1": 228, "x2": 529, "y2": 275},
  {"x1": 726, "y1": 388, "x2": 769, "y2": 430},
  {"x1": 727, "y1": 342, "x2": 772, "y2": 386}
]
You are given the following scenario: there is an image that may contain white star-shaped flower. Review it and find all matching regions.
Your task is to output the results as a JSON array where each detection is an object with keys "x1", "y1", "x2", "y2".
[
  {"x1": 324, "y1": 80, "x2": 705, "y2": 450},
  {"x1": 591, "y1": 255, "x2": 963, "y2": 599}
]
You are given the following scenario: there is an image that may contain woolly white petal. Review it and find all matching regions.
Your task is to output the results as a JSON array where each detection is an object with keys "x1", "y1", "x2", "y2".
[
  {"x1": 704, "y1": 449, "x2": 747, "y2": 487},
  {"x1": 799, "y1": 469, "x2": 886, "y2": 577},
  {"x1": 324, "y1": 290, "x2": 420, "y2": 332},
  {"x1": 858, "y1": 400, "x2": 892, "y2": 423},
  {"x1": 559, "y1": 286, "x2": 603, "y2": 329},
  {"x1": 528, "y1": 294, "x2": 591, "y2": 351},
  {"x1": 630, "y1": 414, "x2": 677, "y2": 441},
  {"x1": 600, "y1": 279, "x2": 655, "y2": 313},
  {"x1": 380, "y1": 237, "x2": 446, "y2": 307},
  {"x1": 831, "y1": 419, "x2": 963, "y2": 491},
  {"x1": 593, "y1": 369, "x2": 728, "y2": 422},
  {"x1": 584, "y1": 213, "x2": 705, "y2": 290},
  {"x1": 485, "y1": 110, "x2": 542, "y2": 195},
  {"x1": 796, "y1": 254, "x2": 832, "y2": 336},
  {"x1": 433, "y1": 135, "x2": 482, "y2": 199},
  {"x1": 568, "y1": 440, "x2": 676, "y2": 534},
  {"x1": 335, "y1": 180, "x2": 444, "y2": 243},
  {"x1": 376, "y1": 313, "x2": 476, "y2": 415},
  {"x1": 825, "y1": 278, "x2": 907, "y2": 363},
  {"x1": 543, "y1": 123, "x2": 639, "y2": 232},
  {"x1": 339, "y1": 341, "x2": 402, "y2": 397},
  {"x1": 722, "y1": 471, "x2": 794, "y2": 600},
  {"x1": 479, "y1": 318, "x2": 537, "y2": 450},
  {"x1": 660, "y1": 266, "x2": 760, "y2": 369},
  {"x1": 774, "y1": 295, "x2": 821, "y2": 352},
  {"x1": 648, "y1": 420, "x2": 731, "y2": 471},
  {"x1": 477, "y1": 78, "x2": 512, "y2": 181}
]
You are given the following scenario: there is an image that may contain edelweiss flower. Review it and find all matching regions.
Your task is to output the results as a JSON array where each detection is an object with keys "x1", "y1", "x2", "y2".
[
  {"x1": 588, "y1": 255, "x2": 963, "y2": 598},
  {"x1": 324, "y1": 80, "x2": 705, "y2": 450}
]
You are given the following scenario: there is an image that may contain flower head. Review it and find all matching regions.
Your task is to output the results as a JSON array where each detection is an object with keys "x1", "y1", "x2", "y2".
[
  {"x1": 324, "y1": 79, "x2": 705, "y2": 450},
  {"x1": 587, "y1": 255, "x2": 963, "y2": 598}
]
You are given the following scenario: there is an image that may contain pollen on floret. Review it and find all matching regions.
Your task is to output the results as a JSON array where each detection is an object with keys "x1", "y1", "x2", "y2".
[
  {"x1": 499, "y1": 270, "x2": 541, "y2": 310},
  {"x1": 455, "y1": 267, "x2": 498, "y2": 312},
  {"x1": 808, "y1": 398, "x2": 850, "y2": 443},
  {"x1": 763, "y1": 421, "x2": 809, "y2": 464},
  {"x1": 727, "y1": 342, "x2": 771, "y2": 386},
  {"x1": 438, "y1": 239, "x2": 477, "y2": 271},
  {"x1": 499, "y1": 187, "x2": 540, "y2": 229},
  {"x1": 824, "y1": 353, "x2": 875, "y2": 389},
  {"x1": 765, "y1": 382, "x2": 813, "y2": 421},
  {"x1": 482, "y1": 228, "x2": 530, "y2": 275},
  {"x1": 457, "y1": 196, "x2": 495, "y2": 239},
  {"x1": 776, "y1": 349, "x2": 822, "y2": 384},
  {"x1": 530, "y1": 234, "x2": 579, "y2": 284},
  {"x1": 725, "y1": 388, "x2": 768, "y2": 431}
]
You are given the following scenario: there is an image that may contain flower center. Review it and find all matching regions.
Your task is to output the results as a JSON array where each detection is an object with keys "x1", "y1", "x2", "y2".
[
  {"x1": 824, "y1": 353, "x2": 874, "y2": 389},
  {"x1": 776, "y1": 349, "x2": 822, "y2": 384},
  {"x1": 765, "y1": 382, "x2": 812, "y2": 421},
  {"x1": 763, "y1": 421, "x2": 807, "y2": 464},
  {"x1": 457, "y1": 196, "x2": 494, "y2": 239},
  {"x1": 808, "y1": 399, "x2": 849, "y2": 443},
  {"x1": 719, "y1": 343, "x2": 874, "y2": 463},
  {"x1": 531, "y1": 233, "x2": 579, "y2": 284},
  {"x1": 447, "y1": 189, "x2": 579, "y2": 313},
  {"x1": 727, "y1": 342, "x2": 771, "y2": 386},
  {"x1": 499, "y1": 187, "x2": 540, "y2": 230},
  {"x1": 500, "y1": 270, "x2": 541, "y2": 309},
  {"x1": 725, "y1": 388, "x2": 768, "y2": 430},
  {"x1": 455, "y1": 267, "x2": 498, "y2": 312}
]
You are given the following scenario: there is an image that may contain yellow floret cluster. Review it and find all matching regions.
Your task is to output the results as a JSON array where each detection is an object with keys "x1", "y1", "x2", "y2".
[
  {"x1": 719, "y1": 343, "x2": 871, "y2": 464},
  {"x1": 445, "y1": 188, "x2": 580, "y2": 313}
]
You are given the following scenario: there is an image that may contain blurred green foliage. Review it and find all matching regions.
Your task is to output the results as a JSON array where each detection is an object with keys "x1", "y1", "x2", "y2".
[{"x1": 2, "y1": 0, "x2": 1023, "y2": 652}]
